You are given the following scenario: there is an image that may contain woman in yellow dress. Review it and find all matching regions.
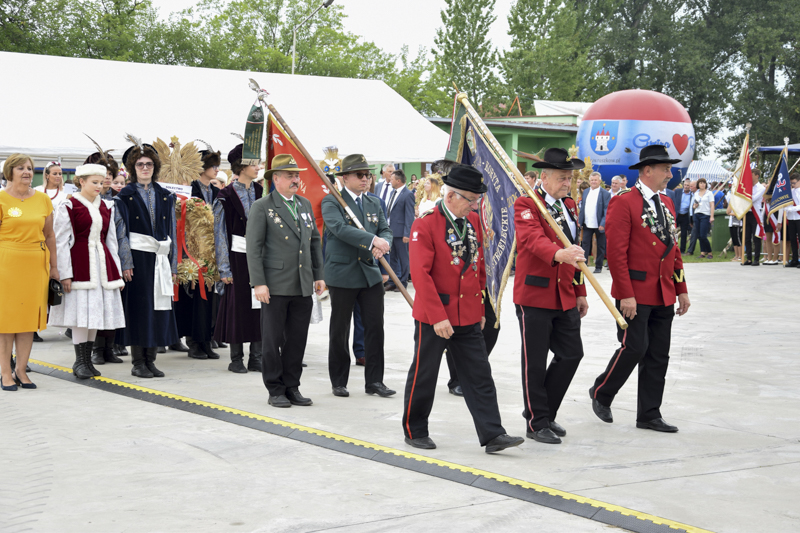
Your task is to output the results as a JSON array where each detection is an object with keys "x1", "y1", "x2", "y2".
[{"x1": 0, "y1": 154, "x2": 59, "y2": 391}]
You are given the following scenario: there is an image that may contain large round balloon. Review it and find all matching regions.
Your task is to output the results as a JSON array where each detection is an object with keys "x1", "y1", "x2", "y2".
[{"x1": 577, "y1": 89, "x2": 694, "y2": 189}]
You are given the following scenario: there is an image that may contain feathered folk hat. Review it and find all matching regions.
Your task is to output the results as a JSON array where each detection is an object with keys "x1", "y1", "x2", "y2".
[
  {"x1": 122, "y1": 133, "x2": 161, "y2": 179},
  {"x1": 525, "y1": 147, "x2": 585, "y2": 170},
  {"x1": 194, "y1": 139, "x2": 221, "y2": 170},
  {"x1": 83, "y1": 134, "x2": 118, "y2": 177}
]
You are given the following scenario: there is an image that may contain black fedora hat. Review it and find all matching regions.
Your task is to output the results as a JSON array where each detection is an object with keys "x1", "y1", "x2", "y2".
[
  {"x1": 528, "y1": 147, "x2": 585, "y2": 170},
  {"x1": 335, "y1": 154, "x2": 374, "y2": 175},
  {"x1": 629, "y1": 144, "x2": 682, "y2": 169},
  {"x1": 442, "y1": 163, "x2": 488, "y2": 194}
]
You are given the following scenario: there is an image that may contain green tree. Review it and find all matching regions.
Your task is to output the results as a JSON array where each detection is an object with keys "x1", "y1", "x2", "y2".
[{"x1": 432, "y1": 0, "x2": 499, "y2": 112}]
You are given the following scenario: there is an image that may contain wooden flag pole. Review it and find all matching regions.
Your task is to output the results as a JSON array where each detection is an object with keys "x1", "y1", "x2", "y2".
[
  {"x1": 265, "y1": 102, "x2": 414, "y2": 309},
  {"x1": 455, "y1": 92, "x2": 627, "y2": 330}
]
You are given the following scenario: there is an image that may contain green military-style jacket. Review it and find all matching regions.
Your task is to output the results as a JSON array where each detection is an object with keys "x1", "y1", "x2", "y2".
[
  {"x1": 246, "y1": 190, "x2": 324, "y2": 297},
  {"x1": 321, "y1": 189, "x2": 392, "y2": 289}
]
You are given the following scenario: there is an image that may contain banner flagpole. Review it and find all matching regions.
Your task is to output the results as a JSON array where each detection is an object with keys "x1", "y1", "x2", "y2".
[
  {"x1": 783, "y1": 211, "x2": 788, "y2": 266},
  {"x1": 741, "y1": 211, "x2": 747, "y2": 265},
  {"x1": 454, "y1": 92, "x2": 627, "y2": 330},
  {"x1": 251, "y1": 85, "x2": 413, "y2": 309}
]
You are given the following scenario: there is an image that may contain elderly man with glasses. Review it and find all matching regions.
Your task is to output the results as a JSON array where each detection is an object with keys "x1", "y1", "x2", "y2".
[
  {"x1": 321, "y1": 154, "x2": 395, "y2": 399},
  {"x1": 401, "y1": 164, "x2": 524, "y2": 454}
]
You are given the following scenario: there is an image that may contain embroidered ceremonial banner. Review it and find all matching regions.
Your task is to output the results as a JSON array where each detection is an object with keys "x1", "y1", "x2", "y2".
[
  {"x1": 447, "y1": 95, "x2": 522, "y2": 325},
  {"x1": 267, "y1": 114, "x2": 329, "y2": 235},
  {"x1": 730, "y1": 132, "x2": 753, "y2": 220},
  {"x1": 768, "y1": 147, "x2": 794, "y2": 216}
]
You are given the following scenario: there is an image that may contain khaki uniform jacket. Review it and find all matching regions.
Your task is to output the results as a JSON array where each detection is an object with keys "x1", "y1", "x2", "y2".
[{"x1": 246, "y1": 190, "x2": 323, "y2": 297}]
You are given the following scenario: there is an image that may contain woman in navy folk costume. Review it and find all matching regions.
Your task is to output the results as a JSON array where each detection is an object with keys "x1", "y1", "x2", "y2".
[
  {"x1": 114, "y1": 136, "x2": 179, "y2": 378},
  {"x1": 174, "y1": 144, "x2": 221, "y2": 360},
  {"x1": 213, "y1": 143, "x2": 263, "y2": 373}
]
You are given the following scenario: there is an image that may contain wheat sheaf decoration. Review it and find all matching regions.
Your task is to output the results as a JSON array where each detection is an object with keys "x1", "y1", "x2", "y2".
[{"x1": 154, "y1": 136, "x2": 203, "y2": 185}]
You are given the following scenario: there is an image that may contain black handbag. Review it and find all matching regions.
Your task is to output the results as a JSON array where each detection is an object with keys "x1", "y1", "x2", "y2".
[{"x1": 48, "y1": 279, "x2": 64, "y2": 306}]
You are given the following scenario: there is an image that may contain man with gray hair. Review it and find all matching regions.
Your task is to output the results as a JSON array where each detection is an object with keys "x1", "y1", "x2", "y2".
[
  {"x1": 402, "y1": 163, "x2": 523, "y2": 454},
  {"x1": 610, "y1": 175, "x2": 627, "y2": 196},
  {"x1": 578, "y1": 172, "x2": 611, "y2": 273},
  {"x1": 375, "y1": 164, "x2": 396, "y2": 205}
]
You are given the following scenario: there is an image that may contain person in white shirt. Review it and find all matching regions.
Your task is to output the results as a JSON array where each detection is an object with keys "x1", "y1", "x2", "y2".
[
  {"x1": 743, "y1": 169, "x2": 766, "y2": 265},
  {"x1": 578, "y1": 172, "x2": 611, "y2": 273},
  {"x1": 726, "y1": 190, "x2": 743, "y2": 262},
  {"x1": 34, "y1": 161, "x2": 69, "y2": 210},
  {"x1": 610, "y1": 175, "x2": 628, "y2": 196},
  {"x1": 686, "y1": 178, "x2": 716, "y2": 258},
  {"x1": 784, "y1": 173, "x2": 800, "y2": 267}
]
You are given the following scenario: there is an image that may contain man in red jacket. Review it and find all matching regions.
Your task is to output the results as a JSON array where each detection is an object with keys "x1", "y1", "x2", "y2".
[
  {"x1": 589, "y1": 145, "x2": 691, "y2": 433},
  {"x1": 402, "y1": 164, "x2": 524, "y2": 454},
  {"x1": 514, "y1": 148, "x2": 589, "y2": 444}
]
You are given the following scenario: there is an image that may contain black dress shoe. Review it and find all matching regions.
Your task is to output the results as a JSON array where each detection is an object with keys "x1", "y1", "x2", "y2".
[
  {"x1": 268, "y1": 395, "x2": 291, "y2": 408},
  {"x1": 549, "y1": 420, "x2": 566, "y2": 437},
  {"x1": 228, "y1": 360, "x2": 247, "y2": 374},
  {"x1": 365, "y1": 382, "x2": 396, "y2": 397},
  {"x1": 636, "y1": 418, "x2": 678, "y2": 432},
  {"x1": 448, "y1": 385, "x2": 463, "y2": 397},
  {"x1": 405, "y1": 436, "x2": 436, "y2": 449},
  {"x1": 201, "y1": 342, "x2": 220, "y2": 359},
  {"x1": 752, "y1": 261, "x2": 760, "y2": 266},
  {"x1": 355, "y1": 357, "x2": 365, "y2": 366},
  {"x1": 589, "y1": 387, "x2": 613, "y2": 423},
  {"x1": 210, "y1": 339, "x2": 219, "y2": 349},
  {"x1": 157, "y1": 346, "x2": 166, "y2": 354},
  {"x1": 217, "y1": 341, "x2": 228, "y2": 348},
  {"x1": 187, "y1": 342, "x2": 208, "y2": 360},
  {"x1": 33, "y1": 332, "x2": 43, "y2": 342},
  {"x1": 332, "y1": 386, "x2": 349, "y2": 397},
  {"x1": 526, "y1": 428, "x2": 562, "y2": 444},
  {"x1": 485, "y1": 434, "x2": 524, "y2": 454},
  {"x1": 384, "y1": 282, "x2": 397, "y2": 292},
  {"x1": 742, "y1": 260, "x2": 752, "y2": 265},
  {"x1": 169, "y1": 341, "x2": 190, "y2": 352},
  {"x1": 593, "y1": 267, "x2": 602, "y2": 274},
  {"x1": 285, "y1": 387, "x2": 313, "y2": 406},
  {"x1": 116, "y1": 344, "x2": 129, "y2": 355}
]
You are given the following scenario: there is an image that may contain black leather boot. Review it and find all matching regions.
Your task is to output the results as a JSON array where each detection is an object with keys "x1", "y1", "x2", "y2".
[
  {"x1": 228, "y1": 343, "x2": 247, "y2": 373},
  {"x1": 186, "y1": 337, "x2": 208, "y2": 360},
  {"x1": 247, "y1": 342, "x2": 263, "y2": 372},
  {"x1": 73, "y1": 343, "x2": 93, "y2": 380},
  {"x1": 103, "y1": 337, "x2": 123, "y2": 363},
  {"x1": 91, "y1": 336, "x2": 106, "y2": 366},
  {"x1": 145, "y1": 348, "x2": 165, "y2": 377},
  {"x1": 201, "y1": 342, "x2": 220, "y2": 360},
  {"x1": 116, "y1": 344, "x2": 129, "y2": 356},
  {"x1": 84, "y1": 341, "x2": 101, "y2": 376},
  {"x1": 131, "y1": 346, "x2": 154, "y2": 378}
]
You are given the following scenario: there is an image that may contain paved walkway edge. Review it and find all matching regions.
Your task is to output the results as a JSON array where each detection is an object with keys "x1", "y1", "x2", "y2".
[{"x1": 30, "y1": 359, "x2": 712, "y2": 533}]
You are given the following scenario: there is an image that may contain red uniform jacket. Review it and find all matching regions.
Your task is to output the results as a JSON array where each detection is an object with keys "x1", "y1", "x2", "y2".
[
  {"x1": 410, "y1": 207, "x2": 486, "y2": 326},
  {"x1": 514, "y1": 194, "x2": 586, "y2": 311},
  {"x1": 607, "y1": 187, "x2": 688, "y2": 306}
]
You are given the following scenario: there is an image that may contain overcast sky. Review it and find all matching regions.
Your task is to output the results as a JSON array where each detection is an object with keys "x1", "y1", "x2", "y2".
[{"x1": 150, "y1": 0, "x2": 516, "y2": 57}]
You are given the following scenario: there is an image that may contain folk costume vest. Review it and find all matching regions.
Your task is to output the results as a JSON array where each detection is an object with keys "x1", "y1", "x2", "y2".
[{"x1": 66, "y1": 195, "x2": 124, "y2": 290}]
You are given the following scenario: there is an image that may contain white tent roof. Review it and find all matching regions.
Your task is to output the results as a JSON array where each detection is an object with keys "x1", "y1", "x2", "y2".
[
  {"x1": 685, "y1": 160, "x2": 732, "y2": 182},
  {"x1": 533, "y1": 100, "x2": 593, "y2": 124},
  {"x1": 0, "y1": 52, "x2": 448, "y2": 166}
]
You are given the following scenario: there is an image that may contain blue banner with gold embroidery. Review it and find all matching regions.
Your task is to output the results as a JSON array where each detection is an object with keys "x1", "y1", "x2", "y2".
[
  {"x1": 768, "y1": 147, "x2": 793, "y2": 216},
  {"x1": 448, "y1": 107, "x2": 522, "y2": 325}
]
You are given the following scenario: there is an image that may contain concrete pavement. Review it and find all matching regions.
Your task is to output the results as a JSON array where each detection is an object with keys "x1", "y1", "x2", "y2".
[{"x1": 2, "y1": 261, "x2": 799, "y2": 532}]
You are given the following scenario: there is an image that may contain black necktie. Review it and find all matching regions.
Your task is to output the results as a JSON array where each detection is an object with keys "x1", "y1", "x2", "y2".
[
  {"x1": 652, "y1": 195, "x2": 665, "y2": 226},
  {"x1": 387, "y1": 189, "x2": 397, "y2": 213},
  {"x1": 455, "y1": 218, "x2": 464, "y2": 232},
  {"x1": 553, "y1": 201, "x2": 573, "y2": 242},
  {"x1": 355, "y1": 195, "x2": 363, "y2": 214}
]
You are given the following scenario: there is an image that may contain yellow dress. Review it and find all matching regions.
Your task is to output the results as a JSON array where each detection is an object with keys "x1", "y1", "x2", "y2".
[{"x1": 0, "y1": 190, "x2": 54, "y2": 333}]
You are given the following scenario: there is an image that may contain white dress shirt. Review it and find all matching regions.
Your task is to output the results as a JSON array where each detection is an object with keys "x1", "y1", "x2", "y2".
[
  {"x1": 752, "y1": 182, "x2": 766, "y2": 215},
  {"x1": 785, "y1": 188, "x2": 800, "y2": 221},
  {"x1": 583, "y1": 187, "x2": 600, "y2": 228}
]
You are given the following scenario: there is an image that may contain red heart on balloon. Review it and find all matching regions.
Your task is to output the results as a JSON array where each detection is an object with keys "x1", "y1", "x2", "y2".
[{"x1": 672, "y1": 134, "x2": 689, "y2": 155}]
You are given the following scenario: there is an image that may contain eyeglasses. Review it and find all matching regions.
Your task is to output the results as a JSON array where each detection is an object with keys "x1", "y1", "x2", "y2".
[
  {"x1": 454, "y1": 190, "x2": 482, "y2": 206},
  {"x1": 135, "y1": 162, "x2": 154, "y2": 170}
]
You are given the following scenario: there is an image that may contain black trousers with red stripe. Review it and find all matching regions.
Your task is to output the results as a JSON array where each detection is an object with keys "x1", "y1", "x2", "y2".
[
  {"x1": 516, "y1": 305, "x2": 584, "y2": 432},
  {"x1": 592, "y1": 300, "x2": 675, "y2": 423},
  {"x1": 402, "y1": 321, "x2": 505, "y2": 446}
]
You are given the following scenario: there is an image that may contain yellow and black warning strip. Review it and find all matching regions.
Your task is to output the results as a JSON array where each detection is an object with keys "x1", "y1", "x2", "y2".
[{"x1": 31, "y1": 359, "x2": 712, "y2": 533}]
